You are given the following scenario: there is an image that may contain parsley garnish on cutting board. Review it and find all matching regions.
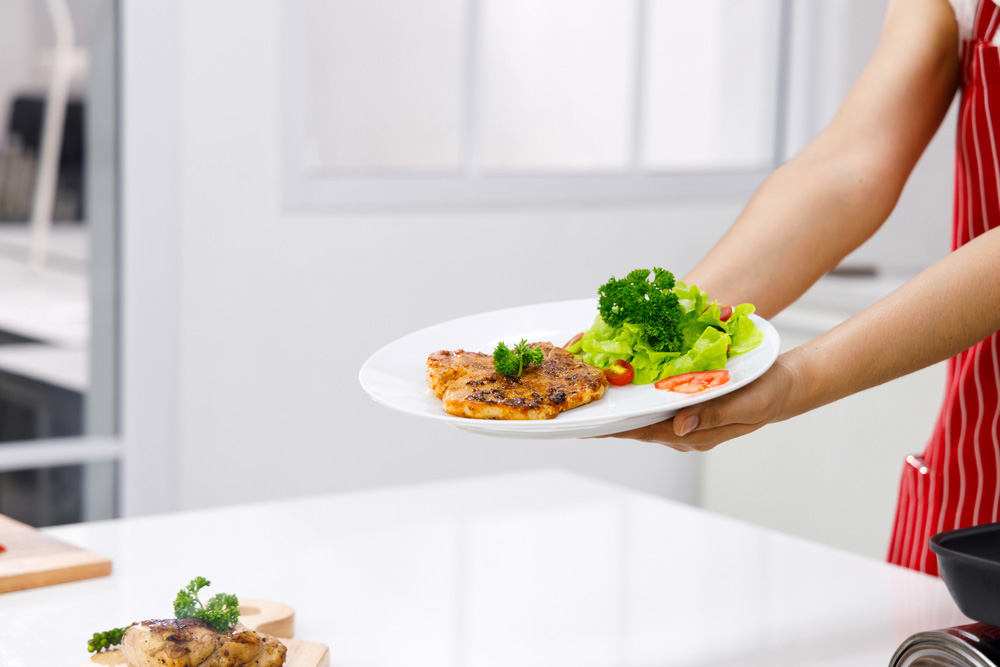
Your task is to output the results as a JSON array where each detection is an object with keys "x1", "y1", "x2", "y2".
[{"x1": 87, "y1": 576, "x2": 240, "y2": 653}]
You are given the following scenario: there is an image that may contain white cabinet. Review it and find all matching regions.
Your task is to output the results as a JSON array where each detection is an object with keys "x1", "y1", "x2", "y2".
[{"x1": 699, "y1": 282, "x2": 948, "y2": 560}]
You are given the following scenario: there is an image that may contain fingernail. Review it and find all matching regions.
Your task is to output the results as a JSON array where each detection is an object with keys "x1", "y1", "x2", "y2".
[{"x1": 678, "y1": 415, "x2": 699, "y2": 436}]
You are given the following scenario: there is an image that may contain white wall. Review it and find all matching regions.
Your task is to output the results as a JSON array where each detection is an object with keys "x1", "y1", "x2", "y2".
[
  {"x1": 120, "y1": 0, "x2": 728, "y2": 515},
  {"x1": 119, "y1": 0, "x2": 959, "y2": 569}
]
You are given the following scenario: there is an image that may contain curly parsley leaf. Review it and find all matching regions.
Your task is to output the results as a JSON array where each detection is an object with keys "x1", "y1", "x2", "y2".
[
  {"x1": 173, "y1": 577, "x2": 241, "y2": 632},
  {"x1": 597, "y1": 267, "x2": 683, "y2": 353},
  {"x1": 88, "y1": 577, "x2": 241, "y2": 653},
  {"x1": 493, "y1": 339, "x2": 544, "y2": 377},
  {"x1": 191, "y1": 592, "x2": 241, "y2": 632},
  {"x1": 87, "y1": 626, "x2": 128, "y2": 653},
  {"x1": 173, "y1": 575, "x2": 211, "y2": 619}
]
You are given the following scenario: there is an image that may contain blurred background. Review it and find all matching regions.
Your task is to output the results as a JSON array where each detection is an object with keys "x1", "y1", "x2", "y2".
[{"x1": 0, "y1": 0, "x2": 953, "y2": 561}]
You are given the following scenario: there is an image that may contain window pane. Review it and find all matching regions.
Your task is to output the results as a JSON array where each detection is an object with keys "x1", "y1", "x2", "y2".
[
  {"x1": 308, "y1": 0, "x2": 465, "y2": 171},
  {"x1": 478, "y1": 0, "x2": 636, "y2": 172},
  {"x1": 642, "y1": 0, "x2": 780, "y2": 170},
  {"x1": 0, "y1": 465, "x2": 84, "y2": 527}
]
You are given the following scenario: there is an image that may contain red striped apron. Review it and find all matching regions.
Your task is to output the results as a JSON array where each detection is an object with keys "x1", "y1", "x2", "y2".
[{"x1": 888, "y1": 0, "x2": 1000, "y2": 576}]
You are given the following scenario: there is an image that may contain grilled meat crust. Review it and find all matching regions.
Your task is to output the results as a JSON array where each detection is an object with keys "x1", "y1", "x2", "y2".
[
  {"x1": 121, "y1": 618, "x2": 287, "y2": 667},
  {"x1": 426, "y1": 342, "x2": 606, "y2": 419}
]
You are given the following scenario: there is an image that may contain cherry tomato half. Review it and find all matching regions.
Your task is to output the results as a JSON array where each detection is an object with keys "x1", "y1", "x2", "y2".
[
  {"x1": 702, "y1": 304, "x2": 734, "y2": 322},
  {"x1": 654, "y1": 369, "x2": 730, "y2": 393},
  {"x1": 604, "y1": 359, "x2": 635, "y2": 386},
  {"x1": 563, "y1": 332, "x2": 584, "y2": 350}
]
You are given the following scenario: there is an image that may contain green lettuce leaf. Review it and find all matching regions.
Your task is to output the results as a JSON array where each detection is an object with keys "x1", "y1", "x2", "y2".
[
  {"x1": 725, "y1": 308, "x2": 764, "y2": 356},
  {"x1": 571, "y1": 279, "x2": 765, "y2": 384},
  {"x1": 657, "y1": 327, "x2": 730, "y2": 379}
]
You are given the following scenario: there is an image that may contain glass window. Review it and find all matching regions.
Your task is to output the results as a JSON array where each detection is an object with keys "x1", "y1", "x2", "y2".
[
  {"x1": 478, "y1": 0, "x2": 636, "y2": 172},
  {"x1": 0, "y1": 0, "x2": 119, "y2": 524},
  {"x1": 286, "y1": 0, "x2": 791, "y2": 206},
  {"x1": 308, "y1": 0, "x2": 465, "y2": 172}
]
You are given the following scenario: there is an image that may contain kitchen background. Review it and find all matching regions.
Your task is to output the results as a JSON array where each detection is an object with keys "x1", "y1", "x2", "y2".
[{"x1": 0, "y1": 0, "x2": 951, "y2": 561}]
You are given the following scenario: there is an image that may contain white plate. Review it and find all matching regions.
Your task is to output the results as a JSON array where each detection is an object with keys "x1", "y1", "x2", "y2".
[{"x1": 358, "y1": 299, "x2": 780, "y2": 440}]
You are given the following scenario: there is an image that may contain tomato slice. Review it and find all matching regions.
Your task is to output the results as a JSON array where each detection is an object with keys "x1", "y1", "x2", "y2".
[
  {"x1": 654, "y1": 369, "x2": 730, "y2": 393},
  {"x1": 563, "y1": 332, "x2": 584, "y2": 350},
  {"x1": 604, "y1": 359, "x2": 635, "y2": 386}
]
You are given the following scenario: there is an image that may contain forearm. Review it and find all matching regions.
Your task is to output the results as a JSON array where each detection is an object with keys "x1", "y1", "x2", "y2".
[
  {"x1": 685, "y1": 0, "x2": 958, "y2": 320},
  {"x1": 782, "y1": 227, "x2": 1000, "y2": 418},
  {"x1": 684, "y1": 146, "x2": 903, "y2": 319}
]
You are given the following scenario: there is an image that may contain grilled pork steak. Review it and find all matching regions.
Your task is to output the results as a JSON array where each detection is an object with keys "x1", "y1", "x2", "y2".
[
  {"x1": 427, "y1": 342, "x2": 607, "y2": 419},
  {"x1": 121, "y1": 618, "x2": 286, "y2": 667}
]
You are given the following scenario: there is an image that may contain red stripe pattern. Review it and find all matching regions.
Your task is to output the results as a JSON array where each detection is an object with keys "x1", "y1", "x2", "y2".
[{"x1": 888, "y1": 0, "x2": 1000, "y2": 575}]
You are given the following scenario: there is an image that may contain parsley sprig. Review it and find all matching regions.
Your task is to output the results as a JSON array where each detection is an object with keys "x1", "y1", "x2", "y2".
[
  {"x1": 493, "y1": 339, "x2": 544, "y2": 377},
  {"x1": 173, "y1": 576, "x2": 240, "y2": 632},
  {"x1": 597, "y1": 268, "x2": 683, "y2": 352},
  {"x1": 87, "y1": 576, "x2": 241, "y2": 654}
]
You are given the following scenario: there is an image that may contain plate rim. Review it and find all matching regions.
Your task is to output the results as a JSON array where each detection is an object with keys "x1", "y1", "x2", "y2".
[{"x1": 359, "y1": 298, "x2": 780, "y2": 436}]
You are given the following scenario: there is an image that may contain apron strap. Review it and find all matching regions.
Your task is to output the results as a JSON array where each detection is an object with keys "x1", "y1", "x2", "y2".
[
  {"x1": 974, "y1": 0, "x2": 1000, "y2": 43},
  {"x1": 962, "y1": 1, "x2": 1000, "y2": 85}
]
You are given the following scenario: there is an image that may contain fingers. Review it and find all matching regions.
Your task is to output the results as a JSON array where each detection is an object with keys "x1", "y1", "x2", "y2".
[
  {"x1": 611, "y1": 417, "x2": 766, "y2": 452},
  {"x1": 602, "y1": 358, "x2": 799, "y2": 451},
  {"x1": 673, "y1": 413, "x2": 699, "y2": 436}
]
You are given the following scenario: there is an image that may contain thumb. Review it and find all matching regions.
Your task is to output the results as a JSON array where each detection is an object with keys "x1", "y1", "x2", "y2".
[
  {"x1": 671, "y1": 388, "x2": 748, "y2": 436},
  {"x1": 673, "y1": 409, "x2": 702, "y2": 436}
]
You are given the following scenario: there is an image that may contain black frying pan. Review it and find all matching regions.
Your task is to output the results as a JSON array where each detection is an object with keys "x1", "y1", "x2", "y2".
[{"x1": 931, "y1": 523, "x2": 1000, "y2": 627}]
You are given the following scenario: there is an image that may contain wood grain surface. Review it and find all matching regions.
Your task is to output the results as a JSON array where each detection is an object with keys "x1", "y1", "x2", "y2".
[
  {"x1": 239, "y1": 599, "x2": 296, "y2": 638},
  {"x1": 84, "y1": 602, "x2": 326, "y2": 667},
  {"x1": 85, "y1": 637, "x2": 329, "y2": 667},
  {"x1": 0, "y1": 513, "x2": 111, "y2": 594}
]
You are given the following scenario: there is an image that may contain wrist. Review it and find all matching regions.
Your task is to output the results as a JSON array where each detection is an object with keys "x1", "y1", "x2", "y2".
[{"x1": 769, "y1": 348, "x2": 815, "y2": 422}]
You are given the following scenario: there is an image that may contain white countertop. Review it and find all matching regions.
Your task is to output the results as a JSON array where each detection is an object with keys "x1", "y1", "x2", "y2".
[
  {"x1": 0, "y1": 470, "x2": 971, "y2": 666},
  {"x1": 0, "y1": 257, "x2": 89, "y2": 348},
  {"x1": 0, "y1": 343, "x2": 88, "y2": 391},
  {"x1": 0, "y1": 231, "x2": 90, "y2": 390}
]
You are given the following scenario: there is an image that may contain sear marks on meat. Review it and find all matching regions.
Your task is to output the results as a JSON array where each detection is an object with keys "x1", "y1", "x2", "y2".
[
  {"x1": 427, "y1": 342, "x2": 607, "y2": 419},
  {"x1": 121, "y1": 618, "x2": 287, "y2": 667}
]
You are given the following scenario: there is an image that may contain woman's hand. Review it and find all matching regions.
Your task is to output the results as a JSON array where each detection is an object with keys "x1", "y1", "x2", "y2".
[{"x1": 605, "y1": 356, "x2": 802, "y2": 452}]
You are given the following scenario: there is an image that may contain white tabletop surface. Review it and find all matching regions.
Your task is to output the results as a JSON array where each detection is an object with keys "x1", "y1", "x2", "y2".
[
  {"x1": 0, "y1": 343, "x2": 88, "y2": 391},
  {"x1": 0, "y1": 470, "x2": 972, "y2": 666},
  {"x1": 0, "y1": 257, "x2": 89, "y2": 348}
]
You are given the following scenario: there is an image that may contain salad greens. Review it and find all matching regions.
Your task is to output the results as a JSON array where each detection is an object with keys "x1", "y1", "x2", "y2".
[
  {"x1": 597, "y1": 268, "x2": 683, "y2": 353},
  {"x1": 567, "y1": 269, "x2": 763, "y2": 385}
]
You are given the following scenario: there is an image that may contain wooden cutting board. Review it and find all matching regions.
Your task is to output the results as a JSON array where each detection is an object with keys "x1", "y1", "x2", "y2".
[
  {"x1": 84, "y1": 601, "x2": 329, "y2": 667},
  {"x1": 0, "y1": 513, "x2": 111, "y2": 594},
  {"x1": 85, "y1": 638, "x2": 330, "y2": 667}
]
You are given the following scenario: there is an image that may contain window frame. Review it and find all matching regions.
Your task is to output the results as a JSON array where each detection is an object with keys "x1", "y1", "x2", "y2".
[{"x1": 280, "y1": 0, "x2": 794, "y2": 210}]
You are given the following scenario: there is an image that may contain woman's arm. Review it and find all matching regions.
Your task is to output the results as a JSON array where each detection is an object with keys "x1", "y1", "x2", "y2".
[
  {"x1": 686, "y1": 0, "x2": 959, "y2": 319},
  {"x1": 610, "y1": 0, "x2": 978, "y2": 450},
  {"x1": 615, "y1": 225, "x2": 1000, "y2": 450}
]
